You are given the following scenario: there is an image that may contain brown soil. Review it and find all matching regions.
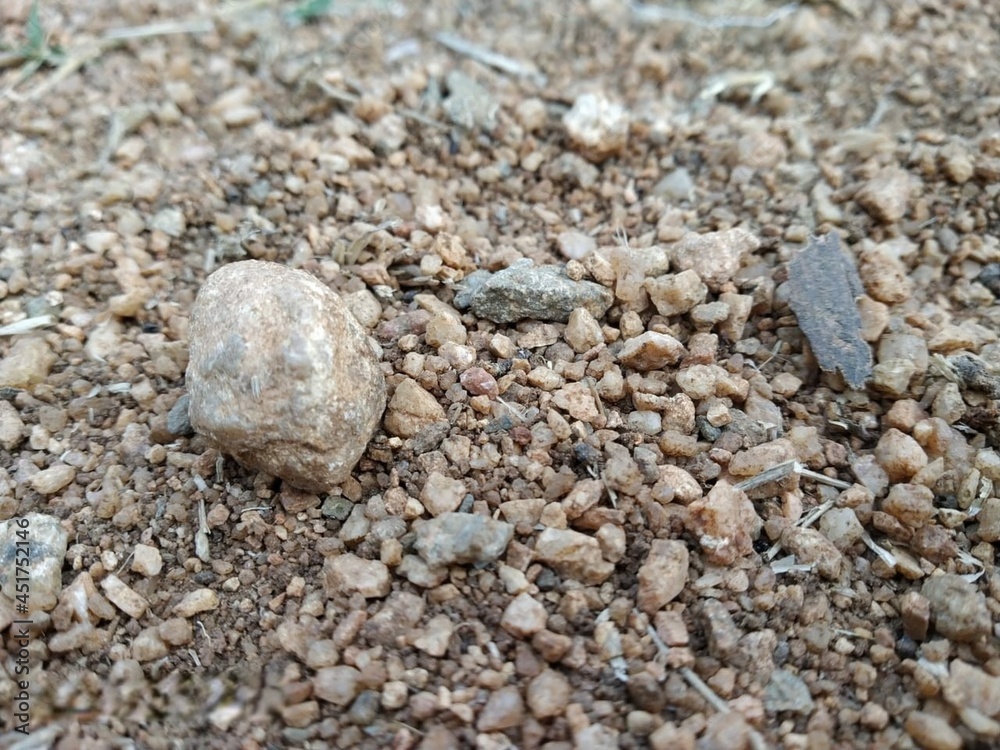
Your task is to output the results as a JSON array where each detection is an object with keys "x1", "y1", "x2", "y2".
[{"x1": 3, "y1": 1, "x2": 1000, "y2": 749}]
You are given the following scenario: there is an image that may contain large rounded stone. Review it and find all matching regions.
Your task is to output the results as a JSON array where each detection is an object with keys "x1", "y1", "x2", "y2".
[{"x1": 186, "y1": 261, "x2": 385, "y2": 491}]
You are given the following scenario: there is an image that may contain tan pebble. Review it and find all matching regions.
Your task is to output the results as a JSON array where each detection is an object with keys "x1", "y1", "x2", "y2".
[
  {"x1": 48, "y1": 623, "x2": 99, "y2": 653},
  {"x1": 856, "y1": 167, "x2": 912, "y2": 224},
  {"x1": 159, "y1": 617, "x2": 193, "y2": 646},
  {"x1": 314, "y1": 665, "x2": 361, "y2": 707},
  {"x1": 874, "y1": 428, "x2": 928, "y2": 482},
  {"x1": 497, "y1": 563, "x2": 529, "y2": 594},
  {"x1": 500, "y1": 592, "x2": 548, "y2": 638},
  {"x1": 618, "y1": 331, "x2": 686, "y2": 371},
  {"x1": 859, "y1": 247, "x2": 912, "y2": 303},
  {"x1": 488, "y1": 333, "x2": 517, "y2": 359},
  {"x1": 637, "y1": 539, "x2": 689, "y2": 614},
  {"x1": 670, "y1": 228, "x2": 759, "y2": 291},
  {"x1": 186, "y1": 261, "x2": 386, "y2": 492},
  {"x1": 686, "y1": 481, "x2": 761, "y2": 565},
  {"x1": 130, "y1": 626, "x2": 168, "y2": 662},
  {"x1": 904, "y1": 710, "x2": 962, "y2": 750},
  {"x1": 883, "y1": 483, "x2": 935, "y2": 528},
  {"x1": 728, "y1": 438, "x2": 797, "y2": 477},
  {"x1": 172, "y1": 588, "x2": 220, "y2": 617},
  {"x1": 384, "y1": 377, "x2": 446, "y2": 438},
  {"x1": 534, "y1": 527, "x2": 615, "y2": 584},
  {"x1": 734, "y1": 130, "x2": 787, "y2": 169},
  {"x1": 101, "y1": 574, "x2": 149, "y2": 619},
  {"x1": 499, "y1": 498, "x2": 547, "y2": 525},
  {"x1": 595, "y1": 524, "x2": 626, "y2": 563},
  {"x1": 281, "y1": 701, "x2": 319, "y2": 729},
  {"x1": 477, "y1": 685, "x2": 525, "y2": 732},
  {"x1": 131, "y1": 543, "x2": 163, "y2": 577},
  {"x1": 0, "y1": 401, "x2": 25, "y2": 450},
  {"x1": 645, "y1": 269, "x2": 707, "y2": 316},
  {"x1": 425, "y1": 313, "x2": 467, "y2": 347},
  {"x1": 0, "y1": 337, "x2": 57, "y2": 389},
  {"x1": 871, "y1": 359, "x2": 918, "y2": 398},
  {"x1": 323, "y1": 553, "x2": 391, "y2": 599},
  {"x1": 770, "y1": 372, "x2": 802, "y2": 398},
  {"x1": 30, "y1": 464, "x2": 76, "y2": 495},
  {"x1": 381, "y1": 680, "x2": 409, "y2": 710},
  {"x1": 561, "y1": 478, "x2": 604, "y2": 520},
  {"x1": 419, "y1": 471, "x2": 467, "y2": 517},
  {"x1": 780, "y1": 527, "x2": 844, "y2": 579},
  {"x1": 526, "y1": 670, "x2": 571, "y2": 719},
  {"x1": 562, "y1": 93, "x2": 630, "y2": 163},
  {"x1": 899, "y1": 591, "x2": 930, "y2": 641},
  {"x1": 675, "y1": 364, "x2": 724, "y2": 400},
  {"x1": 945, "y1": 660, "x2": 1000, "y2": 719},
  {"x1": 857, "y1": 295, "x2": 890, "y2": 341},
  {"x1": 649, "y1": 721, "x2": 696, "y2": 750},
  {"x1": 939, "y1": 142, "x2": 974, "y2": 184},
  {"x1": 718, "y1": 292, "x2": 753, "y2": 340},
  {"x1": 411, "y1": 613, "x2": 454, "y2": 657},
  {"x1": 565, "y1": 307, "x2": 604, "y2": 353},
  {"x1": 922, "y1": 574, "x2": 990, "y2": 643}
]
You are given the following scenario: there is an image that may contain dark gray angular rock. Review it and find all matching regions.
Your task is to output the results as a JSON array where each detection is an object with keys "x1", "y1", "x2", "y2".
[
  {"x1": 465, "y1": 259, "x2": 614, "y2": 324},
  {"x1": 166, "y1": 394, "x2": 194, "y2": 436}
]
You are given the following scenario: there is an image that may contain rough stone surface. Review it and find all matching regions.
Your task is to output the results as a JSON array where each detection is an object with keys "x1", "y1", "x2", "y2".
[
  {"x1": 29, "y1": 464, "x2": 76, "y2": 495},
  {"x1": 102, "y1": 574, "x2": 149, "y2": 619},
  {"x1": 186, "y1": 260, "x2": 386, "y2": 492},
  {"x1": 534, "y1": 528, "x2": 615, "y2": 584},
  {"x1": 0, "y1": 337, "x2": 56, "y2": 389},
  {"x1": 562, "y1": 93, "x2": 630, "y2": 163},
  {"x1": 131, "y1": 544, "x2": 163, "y2": 577},
  {"x1": 384, "y1": 377, "x2": 447, "y2": 439},
  {"x1": 922, "y1": 574, "x2": 991, "y2": 643},
  {"x1": 874, "y1": 428, "x2": 928, "y2": 482},
  {"x1": 166, "y1": 394, "x2": 193, "y2": 436},
  {"x1": 0, "y1": 513, "x2": 68, "y2": 613},
  {"x1": 617, "y1": 331, "x2": 686, "y2": 371},
  {"x1": 419, "y1": 471, "x2": 467, "y2": 517},
  {"x1": 500, "y1": 592, "x2": 548, "y2": 638},
  {"x1": 323, "y1": 554, "x2": 391, "y2": 599},
  {"x1": 686, "y1": 481, "x2": 761, "y2": 565},
  {"x1": 780, "y1": 527, "x2": 844, "y2": 580},
  {"x1": 669, "y1": 228, "x2": 759, "y2": 290},
  {"x1": 857, "y1": 167, "x2": 912, "y2": 224},
  {"x1": 172, "y1": 588, "x2": 219, "y2": 617},
  {"x1": 313, "y1": 665, "x2": 361, "y2": 708},
  {"x1": 645, "y1": 269, "x2": 708, "y2": 317},
  {"x1": 903, "y1": 711, "x2": 962, "y2": 750},
  {"x1": 637, "y1": 539, "x2": 689, "y2": 614},
  {"x1": 477, "y1": 684, "x2": 525, "y2": 732},
  {"x1": 464, "y1": 259, "x2": 614, "y2": 324},
  {"x1": 526, "y1": 669, "x2": 572, "y2": 719},
  {"x1": 764, "y1": 669, "x2": 815, "y2": 715},
  {"x1": 0, "y1": 401, "x2": 24, "y2": 449},
  {"x1": 413, "y1": 512, "x2": 514, "y2": 568}
]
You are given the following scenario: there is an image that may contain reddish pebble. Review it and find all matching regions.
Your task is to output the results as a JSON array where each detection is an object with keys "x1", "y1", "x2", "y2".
[{"x1": 460, "y1": 366, "x2": 499, "y2": 398}]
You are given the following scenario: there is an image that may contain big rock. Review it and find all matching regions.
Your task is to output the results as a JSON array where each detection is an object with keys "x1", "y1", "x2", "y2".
[{"x1": 186, "y1": 261, "x2": 386, "y2": 491}]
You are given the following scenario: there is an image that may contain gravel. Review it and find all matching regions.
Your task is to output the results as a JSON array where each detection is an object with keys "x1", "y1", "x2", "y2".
[{"x1": 4, "y1": 1, "x2": 1000, "y2": 747}]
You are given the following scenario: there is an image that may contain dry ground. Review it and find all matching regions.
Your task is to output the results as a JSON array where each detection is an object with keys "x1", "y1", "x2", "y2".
[{"x1": 3, "y1": 1, "x2": 1000, "y2": 749}]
